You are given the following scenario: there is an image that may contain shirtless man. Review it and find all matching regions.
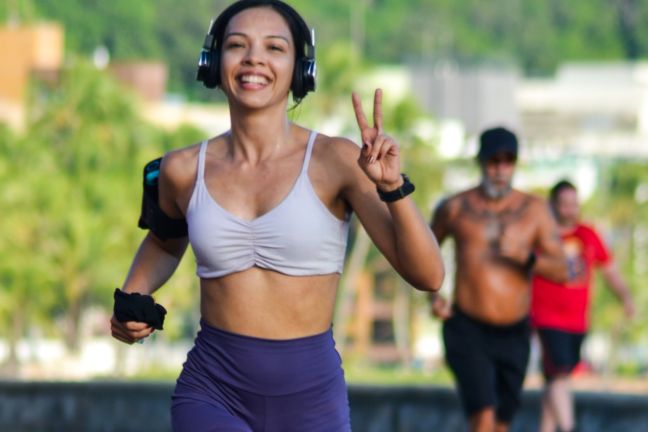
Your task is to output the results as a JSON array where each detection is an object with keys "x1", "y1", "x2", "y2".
[{"x1": 430, "y1": 127, "x2": 568, "y2": 432}]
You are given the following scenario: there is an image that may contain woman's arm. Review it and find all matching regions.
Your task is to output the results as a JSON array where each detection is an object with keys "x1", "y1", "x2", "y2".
[
  {"x1": 120, "y1": 150, "x2": 192, "y2": 295},
  {"x1": 119, "y1": 233, "x2": 188, "y2": 296},
  {"x1": 341, "y1": 89, "x2": 444, "y2": 292},
  {"x1": 111, "y1": 150, "x2": 193, "y2": 344}
]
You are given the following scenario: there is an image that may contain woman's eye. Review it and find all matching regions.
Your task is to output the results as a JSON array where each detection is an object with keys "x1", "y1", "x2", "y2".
[{"x1": 269, "y1": 45, "x2": 284, "y2": 52}]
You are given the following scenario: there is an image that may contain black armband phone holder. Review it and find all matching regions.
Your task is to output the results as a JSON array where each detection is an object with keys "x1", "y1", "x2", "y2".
[
  {"x1": 138, "y1": 157, "x2": 188, "y2": 240},
  {"x1": 113, "y1": 288, "x2": 167, "y2": 330}
]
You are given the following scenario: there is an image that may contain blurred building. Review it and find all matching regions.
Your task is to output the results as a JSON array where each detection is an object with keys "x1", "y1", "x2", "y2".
[
  {"x1": 518, "y1": 62, "x2": 648, "y2": 159},
  {"x1": 0, "y1": 22, "x2": 174, "y2": 131},
  {"x1": 109, "y1": 61, "x2": 168, "y2": 103},
  {"x1": 409, "y1": 60, "x2": 648, "y2": 159},
  {"x1": 406, "y1": 60, "x2": 648, "y2": 200},
  {"x1": 0, "y1": 22, "x2": 64, "y2": 129},
  {"x1": 410, "y1": 60, "x2": 520, "y2": 136}
]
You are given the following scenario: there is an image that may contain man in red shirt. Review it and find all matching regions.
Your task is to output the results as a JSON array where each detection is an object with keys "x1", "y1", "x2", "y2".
[{"x1": 531, "y1": 180, "x2": 635, "y2": 432}]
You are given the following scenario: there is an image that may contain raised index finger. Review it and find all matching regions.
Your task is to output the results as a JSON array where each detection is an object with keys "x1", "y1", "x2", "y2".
[
  {"x1": 373, "y1": 88, "x2": 383, "y2": 133},
  {"x1": 352, "y1": 92, "x2": 370, "y2": 131}
]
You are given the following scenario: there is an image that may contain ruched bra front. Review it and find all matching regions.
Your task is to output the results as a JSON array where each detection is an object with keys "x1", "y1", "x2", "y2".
[{"x1": 186, "y1": 131, "x2": 350, "y2": 278}]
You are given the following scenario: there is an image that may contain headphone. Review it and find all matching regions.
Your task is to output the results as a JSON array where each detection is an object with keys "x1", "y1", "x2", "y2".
[{"x1": 196, "y1": 19, "x2": 316, "y2": 101}]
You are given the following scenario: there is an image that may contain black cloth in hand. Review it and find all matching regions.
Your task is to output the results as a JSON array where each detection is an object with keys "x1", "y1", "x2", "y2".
[{"x1": 113, "y1": 288, "x2": 167, "y2": 330}]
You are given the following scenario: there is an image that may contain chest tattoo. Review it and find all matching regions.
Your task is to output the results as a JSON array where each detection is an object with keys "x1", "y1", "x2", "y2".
[{"x1": 458, "y1": 195, "x2": 532, "y2": 252}]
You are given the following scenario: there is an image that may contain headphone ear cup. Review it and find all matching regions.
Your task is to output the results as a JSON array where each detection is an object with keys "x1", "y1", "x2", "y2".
[
  {"x1": 291, "y1": 58, "x2": 305, "y2": 100},
  {"x1": 208, "y1": 50, "x2": 221, "y2": 88},
  {"x1": 197, "y1": 49, "x2": 220, "y2": 89},
  {"x1": 291, "y1": 57, "x2": 316, "y2": 101},
  {"x1": 302, "y1": 57, "x2": 316, "y2": 94}
]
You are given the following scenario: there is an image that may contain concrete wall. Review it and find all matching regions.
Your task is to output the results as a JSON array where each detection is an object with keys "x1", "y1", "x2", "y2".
[{"x1": 1, "y1": 381, "x2": 647, "y2": 432}]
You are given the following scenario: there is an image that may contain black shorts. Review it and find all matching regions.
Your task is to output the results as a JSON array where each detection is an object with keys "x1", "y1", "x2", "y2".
[
  {"x1": 536, "y1": 327, "x2": 585, "y2": 380},
  {"x1": 443, "y1": 305, "x2": 531, "y2": 423}
]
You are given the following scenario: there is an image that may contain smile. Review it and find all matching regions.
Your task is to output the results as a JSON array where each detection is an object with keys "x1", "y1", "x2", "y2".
[{"x1": 238, "y1": 74, "x2": 269, "y2": 85}]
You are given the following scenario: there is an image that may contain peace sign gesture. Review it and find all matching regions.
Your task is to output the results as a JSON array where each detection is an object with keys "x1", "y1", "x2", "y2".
[{"x1": 352, "y1": 89, "x2": 402, "y2": 190}]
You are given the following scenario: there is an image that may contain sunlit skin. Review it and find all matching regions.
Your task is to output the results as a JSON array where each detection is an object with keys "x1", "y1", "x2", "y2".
[
  {"x1": 110, "y1": 6, "x2": 444, "y2": 345},
  {"x1": 431, "y1": 151, "x2": 567, "y2": 325},
  {"x1": 430, "y1": 151, "x2": 568, "y2": 432}
]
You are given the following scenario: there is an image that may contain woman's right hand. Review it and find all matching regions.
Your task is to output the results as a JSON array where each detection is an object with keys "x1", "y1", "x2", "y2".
[
  {"x1": 351, "y1": 88, "x2": 403, "y2": 191},
  {"x1": 110, "y1": 314, "x2": 154, "y2": 344}
]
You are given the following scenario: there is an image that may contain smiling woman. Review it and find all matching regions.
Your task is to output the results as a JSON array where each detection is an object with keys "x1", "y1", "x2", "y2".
[
  {"x1": 195, "y1": 0, "x2": 316, "y2": 104},
  {"x1": 110, "y1": 1, "x2": 444, "y2": 431}
]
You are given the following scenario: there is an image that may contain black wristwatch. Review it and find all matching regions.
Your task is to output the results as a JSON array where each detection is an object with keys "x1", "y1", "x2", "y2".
[{"x1": 377, "y1": 174, "x2": 415, "y2": 202}]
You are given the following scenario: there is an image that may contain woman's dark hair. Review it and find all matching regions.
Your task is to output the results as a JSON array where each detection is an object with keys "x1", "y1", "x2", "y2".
[
  {"x1": 211, "y1": 0, "x2": 312, "y2": 102},
  {"x1": 549, "y1": 179, "x2": 577, "y2": 203}
]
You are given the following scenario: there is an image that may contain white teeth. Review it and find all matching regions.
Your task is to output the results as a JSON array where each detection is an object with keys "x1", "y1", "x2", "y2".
[{"x1": 240, "y1": 75, "x2": 268, "y2": 84}]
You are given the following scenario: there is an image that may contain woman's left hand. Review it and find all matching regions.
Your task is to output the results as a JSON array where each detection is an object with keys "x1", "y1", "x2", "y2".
[{"x1": 352, "y1": 89, "x2": 403, "y2": 190}]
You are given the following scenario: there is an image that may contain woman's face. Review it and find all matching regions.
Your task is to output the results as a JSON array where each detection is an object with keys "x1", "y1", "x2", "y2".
[{"x1": 220, "y1": 7, "x2": 295, "y2": 109}]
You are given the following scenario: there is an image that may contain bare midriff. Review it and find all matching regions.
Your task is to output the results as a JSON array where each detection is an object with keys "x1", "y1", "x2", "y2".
[{"x1": 200, "y1": 267, "x2": 340, "y2": 339}]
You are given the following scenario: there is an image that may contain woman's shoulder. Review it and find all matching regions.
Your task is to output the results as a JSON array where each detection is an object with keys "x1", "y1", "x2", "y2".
[
  {"x1": 159, "y1": 140, "x2": 205, "y2": 187},
  {"x1": 312, "y1": 132, "x2": 361, "y2": 164},
  {"x1": 317, "y1": 132, "x2": 360, "y2": 150}
]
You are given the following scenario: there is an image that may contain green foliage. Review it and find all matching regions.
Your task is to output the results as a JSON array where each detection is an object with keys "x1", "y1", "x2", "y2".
[
  {"x1": 586, "y1": 161, "x2": 648, "y2": 352},
  {"x1": 3, "y1": 0, "x2": 647, "y2": 98},
  {"x1": 0, "y1": 59, "x2": 203, "y2": 356},
  {"x1": 33, "y1": 0, "x2": 161, "y2": 59}
]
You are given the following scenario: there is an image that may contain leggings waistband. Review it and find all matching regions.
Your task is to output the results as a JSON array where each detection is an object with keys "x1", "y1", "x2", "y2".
[{"x1": 181, "y1": 320, "x2": 343, "y2": 396}]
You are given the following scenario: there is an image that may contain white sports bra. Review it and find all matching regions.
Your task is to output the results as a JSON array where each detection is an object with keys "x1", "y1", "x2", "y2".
[{"x1": 186, "y1": 131, "x2": 351, "y2": 278}]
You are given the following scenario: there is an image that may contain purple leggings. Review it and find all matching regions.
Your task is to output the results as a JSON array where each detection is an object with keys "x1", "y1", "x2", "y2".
[{"x1": 171, "y1": 320, "x2": 351, "y2": 432}]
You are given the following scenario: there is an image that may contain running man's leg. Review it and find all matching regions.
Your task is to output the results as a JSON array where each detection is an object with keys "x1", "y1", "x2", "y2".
[
  {"x1": 537, "y1": 328, "x2": 585, "y2": 432},
  {"x1": 443, "y1": 307, "x2": 498, "y2": 432},
  {"x1": 492, "y1": 319, "x2": 531, "y2": 432},
  {"x1": 541, "y1": 374, "x2": 573, "y2": 432}
]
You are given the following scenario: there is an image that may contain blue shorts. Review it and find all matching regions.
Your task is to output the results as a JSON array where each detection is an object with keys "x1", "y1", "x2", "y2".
[
  {"x1": 171, "y1": 320, "x2": 351, "y2": 432},
  {"x1": 443, "y1": 305, "x2": 531, "y2": 423},
  {"x1": 536, "y1": 327, "x2": 585, "y2": 380}
]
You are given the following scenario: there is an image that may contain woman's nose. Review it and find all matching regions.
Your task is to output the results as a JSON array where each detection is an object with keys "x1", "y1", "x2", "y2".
[{"x1": 242, "y1": 44, "x2": 264, "y2": 65}]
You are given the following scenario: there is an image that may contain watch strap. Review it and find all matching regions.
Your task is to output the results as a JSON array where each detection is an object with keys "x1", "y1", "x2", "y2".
[{"x1": 377, "y1": 174, "x2": 415, "y2": 202}]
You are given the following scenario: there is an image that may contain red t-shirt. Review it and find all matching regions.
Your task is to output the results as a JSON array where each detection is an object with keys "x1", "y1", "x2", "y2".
[{"x1": 530, "y1": 223, "x2": 611, "y2": 333}]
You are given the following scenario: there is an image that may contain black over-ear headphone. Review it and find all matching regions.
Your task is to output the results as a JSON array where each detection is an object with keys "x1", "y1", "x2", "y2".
[{"x1": 196, "y1": 20, "x2": 316, "y2": 101}]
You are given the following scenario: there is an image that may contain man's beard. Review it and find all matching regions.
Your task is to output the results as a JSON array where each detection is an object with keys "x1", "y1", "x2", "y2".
[{"x1": 481, "y1": 179, "x2": 512, "y2": 199}]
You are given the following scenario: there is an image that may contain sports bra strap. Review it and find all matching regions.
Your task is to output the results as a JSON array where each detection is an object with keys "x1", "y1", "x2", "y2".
[
  {"x1": 300, "y1": 131, "x2": 318, "y2": 176},
  {"x1": 197, "y1": 140, "x2": 208, "y2": 181}
]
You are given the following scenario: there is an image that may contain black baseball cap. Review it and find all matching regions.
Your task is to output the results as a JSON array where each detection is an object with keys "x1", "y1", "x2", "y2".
[{"x1": 477, "y1": 127, "x2": 518, "y2": 162}]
